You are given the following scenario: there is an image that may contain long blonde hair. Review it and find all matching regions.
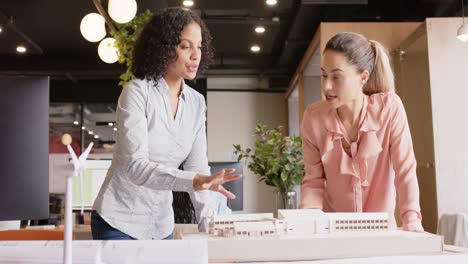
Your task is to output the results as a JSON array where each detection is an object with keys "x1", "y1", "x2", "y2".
[{"x1": 324, "y1": 32, "x2": 395, "y2": 95}]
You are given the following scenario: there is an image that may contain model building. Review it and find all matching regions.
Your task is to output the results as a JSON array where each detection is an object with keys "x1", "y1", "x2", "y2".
[{"x1": 208, "y1": 209, "x2": 389, "y2": 238}]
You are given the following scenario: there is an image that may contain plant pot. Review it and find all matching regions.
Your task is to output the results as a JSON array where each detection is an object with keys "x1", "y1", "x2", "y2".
[{"x1": 276, "y1": 190, "x2": 297, "y2": 210}]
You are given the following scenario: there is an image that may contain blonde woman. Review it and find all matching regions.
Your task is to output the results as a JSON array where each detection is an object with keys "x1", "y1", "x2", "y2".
[{"x1": 300, "y1": 32, "x2": 423, "y2": 232}]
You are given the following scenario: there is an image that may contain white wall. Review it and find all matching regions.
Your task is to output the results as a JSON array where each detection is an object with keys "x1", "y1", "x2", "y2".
[
  {"x1": 207, "y1": 76, "x2": 263, "y2": 90},
  {"x1": 303, "y1": 76, "x2": 321, "y2": 107},
  {"x1": 303, "y1": 52, "x2": 322, "y2": 116},
  {"x1": 207, "y1": 76, "x2": 286, "y2": 214},
  {"x1": 288, "y1": 85, "x2": 300, "y2": 136},
  {"x1": 426, "y1": 18, "x2": 468, "y2": 217}
]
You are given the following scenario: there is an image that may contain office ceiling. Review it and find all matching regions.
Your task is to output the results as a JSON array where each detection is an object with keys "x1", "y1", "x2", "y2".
[
  {"x1": 0, "y1": 0, "x2": 464, "y2": 91},
  {"x1": 0, "y1": 0, "x2": 463, "y2": 147}
]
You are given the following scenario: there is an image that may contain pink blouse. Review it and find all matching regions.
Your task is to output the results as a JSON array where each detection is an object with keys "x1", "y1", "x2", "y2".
[{"x1": 299, "y1": 92, "x2": 422, "y2": 229}]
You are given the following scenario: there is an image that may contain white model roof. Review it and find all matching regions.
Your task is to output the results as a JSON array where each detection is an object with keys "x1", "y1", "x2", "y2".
[
  {"x1": 213, "y1": 213, "x2": 274, "y2": 222},
  {"x1": 327, "y1": 212, "x2": 388, "y2": 220},
  {"x1": 233, "y1": 221, "x2": 275, "y2": 232},
  {"x1": 278, "y1": 209, "x2": 326, "y2": 219}
]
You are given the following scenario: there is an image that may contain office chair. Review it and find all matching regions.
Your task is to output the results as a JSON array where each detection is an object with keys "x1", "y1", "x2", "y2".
[{"x1": 437, "y1": 213, "x2": 468, "y2": 247}]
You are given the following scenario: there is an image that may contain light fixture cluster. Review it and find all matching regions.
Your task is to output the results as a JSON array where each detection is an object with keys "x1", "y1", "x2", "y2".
[{"x1": 80, "y1": 0, "x2": 137, "y2": 63}]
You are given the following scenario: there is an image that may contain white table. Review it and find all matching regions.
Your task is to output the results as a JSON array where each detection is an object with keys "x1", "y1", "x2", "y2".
[{"x1": 0, "y1": 240, "x2": 207, "y2": 264}]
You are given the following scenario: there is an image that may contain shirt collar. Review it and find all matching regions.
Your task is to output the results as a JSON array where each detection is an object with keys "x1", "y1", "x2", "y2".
[
  {"x1": 158, "y1": 77, "x2": 187, "y2": 101},
  {"x1": 324, "y1": 94, "x2": 379, "y2": 136}
]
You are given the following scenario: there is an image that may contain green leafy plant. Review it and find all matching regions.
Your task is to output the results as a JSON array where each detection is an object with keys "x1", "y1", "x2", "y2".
[
  {"x1": 233, "y1": 122, "x2": 304, "y2": 206},
  {"x1": 110, "y1": 10, "x2": 152, "y2": 86}
]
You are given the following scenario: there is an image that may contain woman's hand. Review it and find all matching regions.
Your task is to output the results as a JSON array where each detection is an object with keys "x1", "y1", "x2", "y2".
[
  {"x1": 403, "y1": 221, "x2": 425, "y2": 232},
  {"x1": 193, "y1": 168, "x2": 241, "y2": 199},
  {"x1": 402, "y1": 212, "x2": 425, "y2": 232}
]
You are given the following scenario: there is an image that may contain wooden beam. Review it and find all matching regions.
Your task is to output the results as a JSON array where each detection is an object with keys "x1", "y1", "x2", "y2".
[
  {"x1": 284, "y1": 74, "x2": 298, "y2": 99},
  {"x1": 285, "y1": 25, "x2": 321, "y2": 99},
  {"x1": 298, "y1": 73, "x2": 305, "y2": 128}
]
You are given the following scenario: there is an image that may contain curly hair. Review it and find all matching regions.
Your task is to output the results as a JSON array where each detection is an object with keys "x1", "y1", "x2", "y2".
[{"x1": 132, "y1": 7, "x2": 214, "y2": 85}]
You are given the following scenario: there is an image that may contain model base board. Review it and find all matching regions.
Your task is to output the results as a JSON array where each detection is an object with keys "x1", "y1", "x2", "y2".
[{"x1": 181, "y1": 231, "x2": 443, "y2": 262}]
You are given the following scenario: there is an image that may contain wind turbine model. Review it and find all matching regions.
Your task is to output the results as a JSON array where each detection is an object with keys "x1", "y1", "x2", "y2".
[{"x1": 61, "y1": 134, "x2": 93, "y2": 264}]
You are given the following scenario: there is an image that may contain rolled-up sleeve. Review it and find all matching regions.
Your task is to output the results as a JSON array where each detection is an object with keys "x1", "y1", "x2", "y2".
[
  {"x1": 117, "y1": 80, "x2": 195, "y2": 192},
  {"x1": 299, "y1": 106, "x2": 326, "y2": 209},
  {"x1": 389, "y1": 94, "x2": 422, "y2": 228}
]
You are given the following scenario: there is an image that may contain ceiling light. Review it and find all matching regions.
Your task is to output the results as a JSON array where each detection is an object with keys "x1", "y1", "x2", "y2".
[
  {"x1": 94, "y1": 135, "x2": 100, "y2": 139},
  {"x1": 88, "y1": 131, "x2": 94, "y2": 135},
  {"x1": 183, "y1": 0, "x2": 194, "y2": 7},
  {"x1": 255, "y1": 26, "x2": 265, "y2": 33},
  {"x1": 266, "y1": 0, "x2": 277, "y2": 6},
  {"x1": 272, "y1": 16, "x2": 280, "y2": 22},
  {"x1": 98, "y1": 38, "x2": 119, "y2": 64},
  {"x1": 80, "y1": 13, "x2": 106, "y2": 42},
  {"x1": 251, "y1": 45, "x2": 261, "y2": 52},
  {"x1": 108, "y1": 0, "x2": 137, "y2": 24},
  {"x1": 16, "y1": 46, "x2": 27, "y2": 53},
  {"x1": 81, "y1": 126, "x2": 86, "y2": 130},
  {"x1": 113, "y1": 127, "x2": 118, "y2": 131},
  {"x1": 457, "y1": 0, "x2": 468, "y2": 42},
  {"x1": 73, "y1": 121, "x2": 79, "y2": 125},
  {"x1": 108, "y1": 122, "x2": 114, "y2": 126},
  {"x1": 0, "y1": 26, "x2": 2, "y2": 33}
]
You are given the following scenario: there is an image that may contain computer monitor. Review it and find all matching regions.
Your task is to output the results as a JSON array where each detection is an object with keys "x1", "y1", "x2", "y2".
[
  {"x1": 72, "y1": 159, "x2": 110, "y2": 209},
  {"x1": 0, "y1": 76, "x2": 50, "y2": 221},
  {"x1": 209, "y1": 161, "x2": 244, "y2": 211}
]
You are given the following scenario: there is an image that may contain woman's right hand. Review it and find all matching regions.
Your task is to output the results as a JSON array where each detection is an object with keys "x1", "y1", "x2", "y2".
[{"x1": 193, "y1": 168, "x2": 241, "y2": 199}]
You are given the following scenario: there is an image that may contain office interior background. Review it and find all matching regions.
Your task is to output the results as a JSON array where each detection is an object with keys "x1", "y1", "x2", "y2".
[{"x1": 0, "y1": 0, "x2": 467, "y2": 237}]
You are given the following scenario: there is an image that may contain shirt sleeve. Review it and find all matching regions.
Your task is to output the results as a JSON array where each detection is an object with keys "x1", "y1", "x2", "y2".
[
  {"x1": 299, "y1": 106, "x2": 326, "y2": 209},
  {"x1": 389, "y1": 94, "x2": 423, "y2": 230},
  {"x1": 116, "y1": 80, "x2": 196, "y2": 192},
  {"x1": 183, "y1": 96, "x2": 216, "y2": 232}
]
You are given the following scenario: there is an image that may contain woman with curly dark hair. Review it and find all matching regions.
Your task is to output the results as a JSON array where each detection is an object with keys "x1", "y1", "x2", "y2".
[{"x1": 91, "y1": 7, "x2": 240, "y2": 240}]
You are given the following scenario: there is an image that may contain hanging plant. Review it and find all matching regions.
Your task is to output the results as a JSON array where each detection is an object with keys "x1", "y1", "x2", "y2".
[{"x1": 110, "y1": 10, "x2": 152, "y2": 86}]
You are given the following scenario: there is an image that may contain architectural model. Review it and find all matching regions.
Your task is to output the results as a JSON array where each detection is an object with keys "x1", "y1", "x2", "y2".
[
  {"x1": 208, "y1": 209, "x2": 389, "y2": 238},
  {"x1": 182, "y1": 209, "x2": 443, "y2": 262}
]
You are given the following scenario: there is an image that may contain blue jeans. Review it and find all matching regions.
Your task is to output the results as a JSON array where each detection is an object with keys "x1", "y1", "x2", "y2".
[{"x1": 91, "y1": 210, "x2": 173, "y2": 240}]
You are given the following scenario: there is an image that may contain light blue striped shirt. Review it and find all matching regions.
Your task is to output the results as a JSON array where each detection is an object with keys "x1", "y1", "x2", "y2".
[{"x1": 93, "y1": 78, "x2": 215, "y2": 239}]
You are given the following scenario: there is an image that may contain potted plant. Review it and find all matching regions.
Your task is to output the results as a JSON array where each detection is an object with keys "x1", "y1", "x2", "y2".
[{"x1": 233, "y1": 122, "x2": 304, "y2": 209}]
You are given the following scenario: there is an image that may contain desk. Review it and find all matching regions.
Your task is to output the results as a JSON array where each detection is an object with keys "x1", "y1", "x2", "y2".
[
  {"x1": 70, "y1": 223, "x2": 198, "y2": 240},
  {"x1": 25, "y1": 224, "x2": 198, "y2": 240}
]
